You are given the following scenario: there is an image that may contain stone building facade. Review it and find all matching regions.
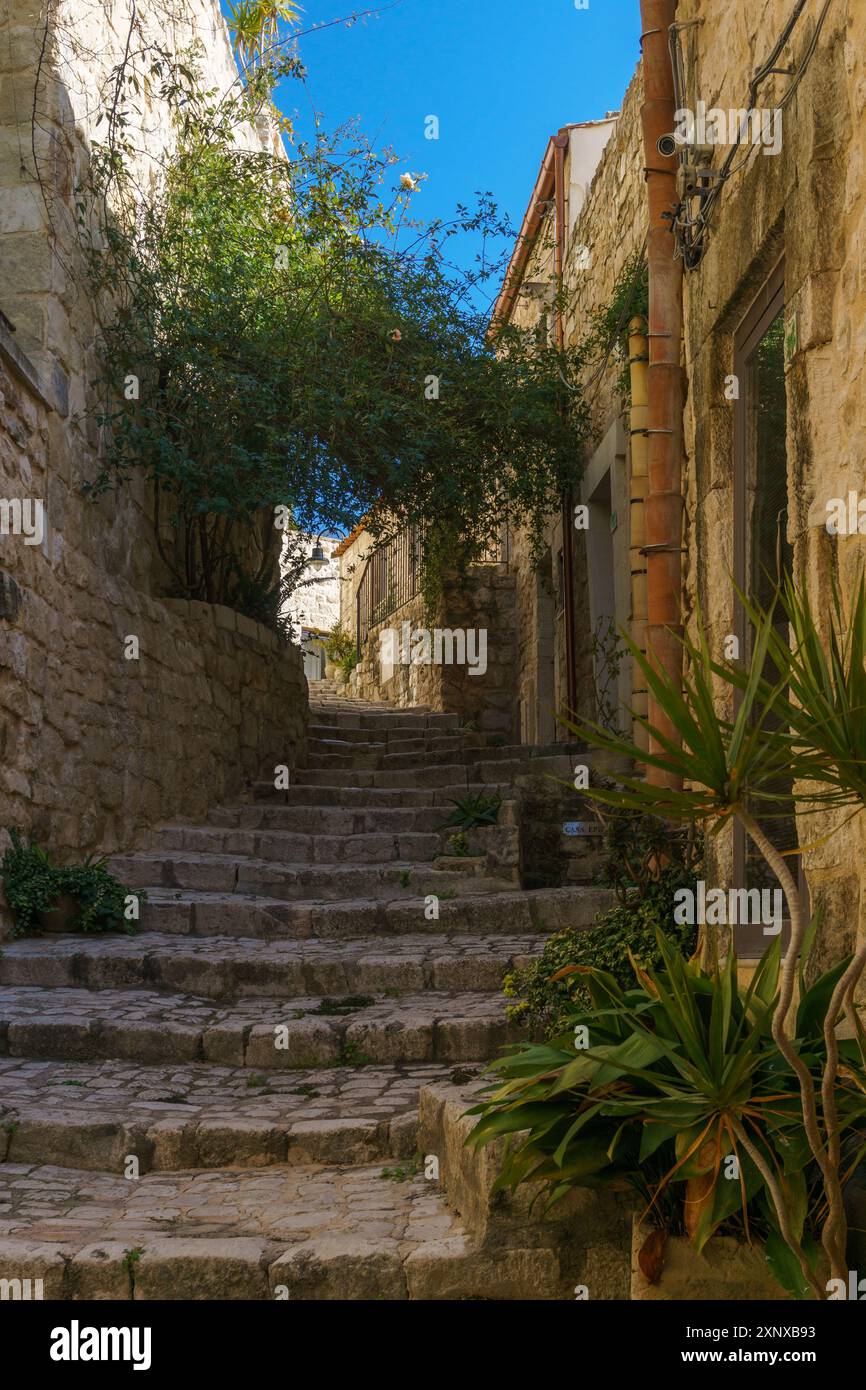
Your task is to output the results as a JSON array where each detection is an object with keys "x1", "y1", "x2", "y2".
[
  {"x1": 0, "y1": 0, "x2": 307, "y2": 933},
  {"x1": 333, "y1": 522, "x2": 519, "y2": 736},
  {"x1": 676, "y1": 0, "x2": 866, "y2": 974},
  {"x1": 493, "y1": 90, "x2": 647, "y2": 743},
  {"x1": 500, "y1": 1, "x2": 866, "y2": 976}
]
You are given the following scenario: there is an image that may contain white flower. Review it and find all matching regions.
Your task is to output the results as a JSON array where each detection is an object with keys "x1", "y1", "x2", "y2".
[{"x1": 399, "y1": 172, "x2": 419, "y2": 192}]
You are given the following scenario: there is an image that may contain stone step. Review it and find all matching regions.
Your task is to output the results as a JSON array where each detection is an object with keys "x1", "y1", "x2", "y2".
[
  {"x1": 291, "y1": 763, "x2": 476, "y2": 788},
  {"x1": 147, "y1": 825, "x2": 445, "y2": 864},
  {"x1": 310, "y1": 710, "x2": 460, "y2": 732},
  {"x1": 0, "y1": 1162, "x2": 559, "y2": 1299},
  {"x1": 206, "y1": 803, "x2": 464, "y2": 835},
  {"x1": 290, "y1": 755, "x2": 572, "y2": 788},
  {"x1": 307, "y1": 730, "x2": 581, "y2": 756},
  {"x1": 0, "y1": 1057, "x2": 469, "y2": 1172},
  {"x1": 308, "y1": 723, "x2": 474, "y2": 748},
  {"x1": 249, "y1": 781, "x2": 517, "y2": 808},
  {"x1": 418, "y1": 1081, "x2": 632, "y2": 1299},
  {"x1": 107, "y1": 852, "x2": 516, "y2": 900},
  {"x1": 307, "y1": 731, "x2": 466, "y2": 754},
  {"x1": 136, "y1": 884, "x2": 613, "y2": 940},
  {"x1": 305, "y1": 745, "x2": 471, "y2": 770},
  {"x1": 0, "y1": 933, "x2": 542, "y2": 999},
  {"x1": 0, "y1": 986, "x2": 521, "y2": 1067}
]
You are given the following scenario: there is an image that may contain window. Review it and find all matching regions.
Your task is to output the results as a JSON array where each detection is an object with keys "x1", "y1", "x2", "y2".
[{"x1": 732, "y1": 259, "x2": 805, "y2": 956}]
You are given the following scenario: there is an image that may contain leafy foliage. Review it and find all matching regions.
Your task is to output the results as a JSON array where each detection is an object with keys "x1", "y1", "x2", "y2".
[
  {"x1": 1, "y1": 830, "x2": 140, "y2": 937},
  {"x1": 504, "y1": 809, "x2": 700, "y2": 1032},
  {"x1": 504, "y1": 863, "x2": 699, "y2": 1034},
  {"x1": 593, "y1": 804, "x2": 701, "y2": 903},
  {"x1": 79, "y1": 53, "x2": 591, "y2": 624},
  {"x1": 470, "y1": 935, "x2": 866, "y2": 1298},
  {"x1": 549, "y1": 574, "x2": 866, "y2": 1291},
  {"x1": 322, "y1": 620, "x2": 359, "y2": 680},
  {"x1": 581, "y1": 253, "x2": 648, "y2": 403},
  {"x1": 227, "y1": 0, "x2": 301, "y2": 71},
  {"x1": 445, "y1": 831, "x2": 471, "y2": 857}
]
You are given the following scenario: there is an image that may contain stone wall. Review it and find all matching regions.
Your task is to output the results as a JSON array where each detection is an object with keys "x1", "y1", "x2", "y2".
[
  {"x1": 1, "y1": 0, "x2": 272, "y2": 412},
  {"x1": 679, "y1": 0, "x2": 866, "y2": 975},
  {"x1": 0, "y1": 1, "x2": 308, "y2": 934},
  {"x1": 0, "y1": 337, "x2": 307, "y2": 935}
]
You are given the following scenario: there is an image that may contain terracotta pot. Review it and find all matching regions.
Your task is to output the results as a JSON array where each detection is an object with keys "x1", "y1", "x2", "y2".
[
  {"x1": 37, "y1": 893, "x2": 79, "y2": 933},
  {"x1": 631, "y1": 1218, "x2": 789, "y2": 1301}
]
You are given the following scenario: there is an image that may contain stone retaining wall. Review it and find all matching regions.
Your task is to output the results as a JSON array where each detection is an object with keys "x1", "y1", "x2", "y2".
[{"x1": 0, "y1": 339, "x2": 307, "y2": 938}]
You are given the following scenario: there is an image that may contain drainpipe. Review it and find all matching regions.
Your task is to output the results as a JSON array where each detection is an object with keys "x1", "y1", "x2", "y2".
[
  {"x1": 627, "y1": 314, "x2": 649, "y2": 758},
  {"x1": 553, "y1": 131, "x2": 579, "y2": 721},
  {"x1": 639, "y1": 0, "x2": 684, "y2": 786}
]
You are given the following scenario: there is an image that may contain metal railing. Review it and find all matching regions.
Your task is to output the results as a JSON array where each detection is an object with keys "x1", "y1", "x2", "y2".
[
  {"x1": 354, "y1": 521, "x2": 510, "y2": 658},
  {"x1": 355, "y1": 526, "x2": 422, "y2": 657}
]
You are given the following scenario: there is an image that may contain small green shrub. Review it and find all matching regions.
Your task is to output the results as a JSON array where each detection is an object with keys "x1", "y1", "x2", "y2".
[
  {"x1": 504, "y1": 809, "x2": 702, "y2": 1034},
  {"x1": 472, "y1": 936, "x2": 866, "y2": 1300},
  {"x1": 504, "y1": 864, "x2": 699, "y2": 1034},
  {"x1": 323, "y1": 621, "x2": 359, "y2": 681},
  {"x1": 323, "y1": 621, "x2": 355, "y2": 663},
  {"x1": 446, "y1": 831, "x2": 470, "y2": 857},
  {"x1": 1, "y1": 830, "x2": 140, "y2": 937},
  {"x1": 440, "y1": 791, "x2": 501, "y2": 831}
]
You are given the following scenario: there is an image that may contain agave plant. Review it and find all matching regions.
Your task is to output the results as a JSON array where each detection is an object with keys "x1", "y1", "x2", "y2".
[
  {"x1": 440, "y1": 791, "x2": 502, "y2": 832},
  {"x1": 507, "y1": 571, "x2": 866, "y2": 1291},
  {"x1": 468, "y1": 933, "x2": 866, "y2": 1298}
]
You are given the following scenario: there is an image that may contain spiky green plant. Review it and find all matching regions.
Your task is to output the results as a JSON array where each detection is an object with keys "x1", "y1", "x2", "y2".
[
  {"x1": 227, "y1": 0, "x2": 301, "y2": 71},
  {"x1": 485, "y1": 573, "x2": 866, "y2": 1292},
  {"x1": 469, "y1": 934, "x2": 866, "y2": 1299},
  {"x1": 440, "y1": 791, "x2": 502, "y2": 831}
]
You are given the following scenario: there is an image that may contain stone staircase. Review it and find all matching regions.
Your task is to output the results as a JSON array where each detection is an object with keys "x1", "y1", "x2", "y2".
[{"x1": 0, "y1": 693, "x2": 612, "y2": 1299}]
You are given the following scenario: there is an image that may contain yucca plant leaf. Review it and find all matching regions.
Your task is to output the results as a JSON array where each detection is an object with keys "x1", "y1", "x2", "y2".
[{"x1": 795, "y1": 956, "x2": 852, "y2": 1040}]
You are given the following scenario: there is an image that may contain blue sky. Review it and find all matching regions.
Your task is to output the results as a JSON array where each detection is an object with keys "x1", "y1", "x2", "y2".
[{"x1": 224, "y1": 1, "x2": 641, "y2": 297}]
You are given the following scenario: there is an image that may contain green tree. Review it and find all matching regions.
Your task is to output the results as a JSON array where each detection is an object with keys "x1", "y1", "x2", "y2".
[{"x1": 80, "y1": 53, "x2": 589, "y2": 621}]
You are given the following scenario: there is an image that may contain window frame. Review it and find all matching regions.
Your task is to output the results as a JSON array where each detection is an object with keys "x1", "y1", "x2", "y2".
[{"x1": 731, "y1": 258, "x2": 807, "y2": 955}]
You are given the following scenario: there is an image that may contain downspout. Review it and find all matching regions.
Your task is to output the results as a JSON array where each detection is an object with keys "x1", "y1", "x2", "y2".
[
  {"x1": 627, "y1": 314, "x2": 649, "y2": 758},
  {"x1": 639, "y1": 0, "x2": 684, "y2": 786},
  {"x1": 553, "y1": 131, "x2": 579, "y2": 720}
]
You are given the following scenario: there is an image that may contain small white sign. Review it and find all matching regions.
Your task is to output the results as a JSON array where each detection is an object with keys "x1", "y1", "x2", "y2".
[{"x1": 563, "y1": 821, "x2": 598, "y2": 837}]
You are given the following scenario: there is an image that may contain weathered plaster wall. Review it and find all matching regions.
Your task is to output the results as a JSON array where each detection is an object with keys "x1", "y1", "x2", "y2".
[{"x1": 282, "y1": 534, "x2": 341, "y2": 637}]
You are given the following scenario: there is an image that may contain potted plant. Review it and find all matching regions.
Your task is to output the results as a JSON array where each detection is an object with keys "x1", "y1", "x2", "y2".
[
  {"x1": 322, "y1": 621, "x2": 359, "y2": 683},
  {"x1": 1, "y1": 831, "x2": 140, "y2": 937}
]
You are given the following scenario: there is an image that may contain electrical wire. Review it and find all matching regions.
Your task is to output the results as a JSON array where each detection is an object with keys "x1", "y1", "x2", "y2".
[{"x1": 674, "y1": 0, "x2": 834, "y2": 269}]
